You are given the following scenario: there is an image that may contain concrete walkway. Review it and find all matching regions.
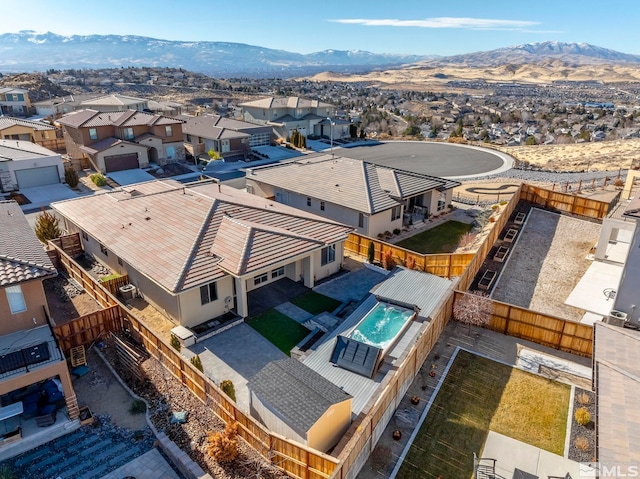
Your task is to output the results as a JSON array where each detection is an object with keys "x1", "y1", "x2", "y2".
[
  {"x1": 101, "y1": 449, "x2": 181, "y2": 479},
  {"x1": 482, "y1": 431, "x2": 581, "y2": 479},
  {"x1": 313, "y1": 267, "x2": 386, "y2": 303}
]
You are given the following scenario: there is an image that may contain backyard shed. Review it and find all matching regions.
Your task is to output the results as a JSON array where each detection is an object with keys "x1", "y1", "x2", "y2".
[{"x1": 248, "y1": 358, "x2": 352, "y2": 452}]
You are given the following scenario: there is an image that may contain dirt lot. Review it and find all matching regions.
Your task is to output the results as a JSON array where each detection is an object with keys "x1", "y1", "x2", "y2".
[
  {"x1": 44, "y1": 276, "x2": 101, "y2": 326},
  {"x1": 491, "y1": 208, "x2": 600, "y2": 321}
]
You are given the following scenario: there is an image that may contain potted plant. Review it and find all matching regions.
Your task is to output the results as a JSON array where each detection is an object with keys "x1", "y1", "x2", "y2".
[
  {"x1": 392, "y1": 430, "x2": 402, "y2": 440},
  {"x1": 411, "y1": 396, "x2": 420, "y2": 405}
]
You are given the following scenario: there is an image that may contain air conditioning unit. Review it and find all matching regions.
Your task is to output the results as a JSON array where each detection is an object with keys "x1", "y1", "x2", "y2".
[
  {"x1": 119, "y1": 284, "x2": 137, "y2": 300},
  {"x1": 606, "y1": 310, "x2": 628, "y2": 327}
]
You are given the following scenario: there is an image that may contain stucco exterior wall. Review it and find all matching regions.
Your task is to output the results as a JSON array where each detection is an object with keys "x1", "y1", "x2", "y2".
[
  {"x1": 614, "y1": 223, "x2": 640, "y2": 323},
  {"x1": 95, "y1": 143, "x2": 149, "y2": 172},
  {"x1": 0, "y1": 124, "x2": 56, "y2": 141},
  {"x1": 178, "y1": 277, "x2": 235, "y2": 328},
  {"x1": 0, "y1": 280, "x2": 51, "y2": 335},
  {"x1": 2, "y1": 154, "x2": 64, "y2": 191},
  {"x1": 250, "y1": 390, "x2": 306, "y2": 445}
]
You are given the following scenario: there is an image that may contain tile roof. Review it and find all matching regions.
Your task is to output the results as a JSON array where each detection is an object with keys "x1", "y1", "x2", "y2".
[
  {"x1": 594, "y1": 322, "x2": 640, "y2": 463},
  {"x1": 52, "y1": 180, "x2": 353, "y2": 293},
  {"x1": 239, "y1": 96, "x2": 333, "y2": 110},
  {"x1": 0, "y1": 201, "x2": 57, "y2": 287},
  {"x1": 79, "y1": 137, "x2": 142, "y2": 154},
  {"x1": 0, "y1": 140, "x2": 57, "y2": 162},
  {"x1": 0, "y1": 117, "x2": 55, "y2": 132},
  {"x1": 58, "y1": 109, "x2": 182, "y2": 129},
  {"x1": 80, "y1": 94, "x2": 146, "y2": 107},
  {"x1": 247, "y1": 155, "x2": 460, "y2": 214},
  {"x1": 182, "y1": 116, "x2": 251, "y2": 140},
  {"x1": 623, "y1": 196, "x2": 640, "y2": 220},
  {"x1": 248, "y1": 357, "x2": 352, "y2": 435}
]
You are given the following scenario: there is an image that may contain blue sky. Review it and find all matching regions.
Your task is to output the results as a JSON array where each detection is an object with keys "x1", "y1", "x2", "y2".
[{"x1": 7, "y1": 0, "x2": 639, "y2": 55}]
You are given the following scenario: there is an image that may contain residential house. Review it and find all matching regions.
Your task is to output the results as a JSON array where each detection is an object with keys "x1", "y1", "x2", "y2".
[
  {"x1": 0, "y1": 88, "x2": 32, "y2": 116},
  {"x1": 0, "y1": 140, "x2": 64, "y2": 192},
  {"x1": 181, "y1": 114, "x2": 272, "y2": 161},
  {"x1": 245, "y1": 155, "x2": 460, "y2": 238},
  {"x1": 58, "y1": 109, "x2": 185, "y2": 173},
  {"x1": 52, "y1": 180, "x2": 353, "y2": 326},
  {"x1": 248, "y1": 358, "x2": 352, "y2": 452},
  {"x1": 239, "y1": 96, "x2": 349, "y2": 140},
  {"x1": 611, "y1": 196, "x2": 640, "y2": 325},
  {"x1": 79, "y1": 94, "x2": 148, "y2": 112},
  {"x1": 0, "y1": 117, "x2": 57, "y2": 145},
  {"x1": 0, "y1": 200, "x2": 79, "y2": 453}
]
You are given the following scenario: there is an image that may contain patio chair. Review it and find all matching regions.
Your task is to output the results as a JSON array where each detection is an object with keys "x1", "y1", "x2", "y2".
[{"x1": 474, "y1": 452, "x2": 497, "y2": 479}]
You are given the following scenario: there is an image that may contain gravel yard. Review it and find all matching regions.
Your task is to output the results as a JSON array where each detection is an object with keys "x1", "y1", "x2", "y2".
[
  {"x1": 44, "y1": 276, "x2": 101, "y2": 325},
  {"x1": 491, "y1": 208, "x2": 600, "y2": 321}
]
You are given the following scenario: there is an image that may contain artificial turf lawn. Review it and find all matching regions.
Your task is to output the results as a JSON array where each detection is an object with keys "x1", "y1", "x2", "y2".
[
  {"x1": 396, "y1": 220, "x2": 473, "y2": 254},
  {"x1": 395, "y1": 350, "x2": 570, "y2": 479},
  {"x1": 247, "y1": 309, "x2": 311, "y2": 355},
  {"x1": 290, "y1": 291, "x2": 342, "y2": 316}
]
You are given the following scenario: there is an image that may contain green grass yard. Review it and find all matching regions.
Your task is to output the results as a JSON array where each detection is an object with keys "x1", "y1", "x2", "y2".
[
  {"x1": 395, "y1": 350, "x2": 570, "y2": 479},
  {"x1": 290, "y1": 291, "x2": 342, "y2": 316},
  {"x1": 396, "y1": 220, "x2": 473, "y2": 254},
  {"x1": 247, "y1": 309, "x2": 311, "y2": 356}
]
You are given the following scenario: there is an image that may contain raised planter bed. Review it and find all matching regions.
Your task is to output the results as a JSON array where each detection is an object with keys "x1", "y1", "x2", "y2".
[
  {"x1": 504, "y1": 228, "x2": 519, "y2": 243},
  {"x1": 514, "y1": 212, "x2": 527, "y2": 224},
  {"x1": 493, "y1": 245, "x2": 510, "y2": 263},
  {"x1": 478, "y1": 270, "x2": 497, "y2": 291}
]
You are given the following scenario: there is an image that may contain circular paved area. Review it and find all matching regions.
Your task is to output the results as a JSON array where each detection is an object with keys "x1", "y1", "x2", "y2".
[{"x1": 337, "y1": 141, "x2": 512, "y2": 178}]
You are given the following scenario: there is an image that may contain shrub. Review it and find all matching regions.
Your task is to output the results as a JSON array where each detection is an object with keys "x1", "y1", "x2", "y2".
[
  {"x1": 207, "y1": 422, "x2": 239, "y2": 463},
  {"x1": 90, "y1": 173, "x2": 107, "y2": 186},
  {"x1": 170, "y1": 334, "x2": 181, "y2": 351},
  {"x1": 574, "y1": 436, "x2": 589, "y2": 451},
  {"x1": 0, "y1": 465, "x2": 16, "y2": 479},
  {"x1": 576, "y1": 392, "x2": 591, "y2": 406},
  {"x1": 575, "y1": 407, "x2": 591, "y2": 426},
  {"x1": 405, "y1": 256, "x2": 416, "y2": 270},
  {"x1": 190, "y1": 354, "x2": 204, "y2": 372},
  {"x1": 491, "y1": 204, "x2": 499, "y2": 210},
  {"x1": 220, "y1": 379, "x2": 236, "y2": 402},
  {"x1": 458, "y1": 231, "x2": 477, "y2": 249},
  {"x1": 65, "y1": 168, "x2": 79, "y2": 188},
  {"x1": 34, "y1": 209, "x2": 62, "y2": 243},
  {"x1": 613, "y1": 178, "x2": 624, "y2": 187},
  {"x1": 499, "y1": 200, "x2": 508, "y2": 206},
  {"x1": 393, "y1": 228, "x2": 401, "y2": 235},
  {"x1": 129, "y1": 399, "x2": 146, "y2": 415},
  {"x1": 489, "y1": 217, "x2": 496, "y2": 223},
  {"x1": 382, "y1": 249, "x2": 395, "y2": 270}
]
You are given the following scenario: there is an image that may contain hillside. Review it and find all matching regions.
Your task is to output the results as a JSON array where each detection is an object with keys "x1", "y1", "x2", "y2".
[{"x1": 0, "y1": 73, "x2": 70, "y2": 101}]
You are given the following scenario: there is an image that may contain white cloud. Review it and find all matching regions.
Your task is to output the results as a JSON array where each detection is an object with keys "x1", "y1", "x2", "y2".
[{"x1": 330, "y1": 17, "x2": 541, "y2": 31}]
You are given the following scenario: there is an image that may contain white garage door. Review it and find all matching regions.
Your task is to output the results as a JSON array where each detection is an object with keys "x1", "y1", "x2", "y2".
[{"x1": 15, "y1": 166, "x2": 60, "y2": 189}]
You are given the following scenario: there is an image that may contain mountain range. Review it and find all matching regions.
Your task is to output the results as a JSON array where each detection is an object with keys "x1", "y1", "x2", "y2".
[{"x1": 0, "y1": 31, "x2": 639, "y2": 78}]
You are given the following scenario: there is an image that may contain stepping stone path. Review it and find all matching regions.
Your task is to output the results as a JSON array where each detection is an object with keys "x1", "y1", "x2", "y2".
[{"x1": 3, "y1": 416, "x2": 157, "y2": 479}]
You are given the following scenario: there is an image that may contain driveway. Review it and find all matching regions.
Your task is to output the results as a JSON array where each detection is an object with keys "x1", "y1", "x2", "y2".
[
  {"x1": 184, "y1": 323, "x2": 286, "y2": 411},
  {"x1": 19, "y1": 183, "x2": 80, "y2": 212}
]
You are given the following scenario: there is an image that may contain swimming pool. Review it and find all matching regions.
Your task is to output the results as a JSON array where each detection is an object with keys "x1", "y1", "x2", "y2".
[{"x1": 349, "y1": 302, "x2": 415, "y2": 350}]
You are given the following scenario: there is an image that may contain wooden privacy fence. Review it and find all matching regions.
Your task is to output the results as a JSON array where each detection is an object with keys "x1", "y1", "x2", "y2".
[
  {"x1": 100, "y1": 274, "x2": 130, "y2": 295},
  {"x1": 49, "y1": 233, "x2": 83, "y2": 258},
  {"x1": 453, "y1": 291, "x2": 593, "y2": 358},
  {"x1": 48, "y1": 242, "x2": 339, "y2": 479},
  {"x1": 520, "y1": 183, "x2": 614, "y2": 219}
]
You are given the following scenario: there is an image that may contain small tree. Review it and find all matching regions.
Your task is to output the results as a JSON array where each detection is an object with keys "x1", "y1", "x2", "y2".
[
  {"x1": 34, "y1": 209, "x2": 61, "y2": 243},
  {"x1": 170, "y1": 334, "x2": 181, "y2": 351},
  {"x1": 208, "y1": 148, "x2": 221, "y2": 160},
  {"x1": 367, "y1": 241, "x2": 375, "y2": 264},
  {"x1": 220, "y1": 379, "x2": 236, "y2": 402},
  {"x1": 405, "y1": 256, "x2": 416, "y2": 270},
  {"x1": 64, "y1": 168, "x2": 79, "y2": 188},
  {"x1": 207, "y1": 422, "x2": 239, "y2": 463},
  {"x1": 382, "y1": 249, "x2": 395, "y2": 271},
  {"x1": 453, "y1": 291, "x2": 493, "y2": 335}
]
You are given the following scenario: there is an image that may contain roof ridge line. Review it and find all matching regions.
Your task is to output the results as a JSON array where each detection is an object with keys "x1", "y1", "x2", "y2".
[{"x1": 223, "y1": 215, "x2": 324, "y2": 244}]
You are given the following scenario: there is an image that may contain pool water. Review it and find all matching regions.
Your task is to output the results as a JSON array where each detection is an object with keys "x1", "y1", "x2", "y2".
[{"x1": 349, "y1": 303, "x2": 414, "y2": 349}]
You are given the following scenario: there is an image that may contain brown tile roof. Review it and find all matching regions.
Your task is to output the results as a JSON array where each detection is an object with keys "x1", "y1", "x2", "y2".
[
  {"x1": 79, "y1": 137, "x2": 140, "y2": 154},
  {"x1": 52, "y1": 181, "x2": 352, "y2": 293},
  {"x1": 0, "y1": 201, "x2": 57, "y2": 287},
  {"x1": 623, "y1": 196, "x2": 640, "y2": 220},
  {"x1": 247, "y1": 155, "x2": 460, "y2": 214},
  {"x1": 594, "y1": 322, "x2": 640, "y2": 463},
  {"x1": 0, "y1": 117, "x2": 55, "y2": 132},
  {"x1": 239, "y1": 96, "x2": 333, "y2": 110},
  {"x1": 58, "y1": 109, "x2": 183, "y2": 129}
]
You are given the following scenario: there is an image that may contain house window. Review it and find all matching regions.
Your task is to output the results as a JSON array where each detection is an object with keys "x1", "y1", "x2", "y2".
[
  {"x1": 200, "y1": 282, "x2": 218, "y2": 305},
  {"x1": 117, "y1": 257, "x2": 123, "y2": 266},
  {"x1": 437, "y1": 200, "x2": 446, "y2": 212},
  {"x1": 165, "y1": 125, "x2": 173, "y2": 137},
  {"x1": 271, "y1": 266, "x2": 285, "y2": 279},
  {"x1": 307, "y1": 197, "x2": 311, "y2": 207},
  {"x1": 100, "y1": 243, "x2": 108, "y2": 256},
  {"x1": 320, "y1": 201, "x2": 325, "y2": 211},
  {"x1": 89, "y1": 128, "x2": 98, "y2": 141},
  {"x1": 123, "y1": 127, "x2": 134, "y2": 140},
  {"x1": 321, "y1": 244, "x2": 336, "y2": 266},
  {"x1": 391, "y1": 205, "x2": 401, "y2": 221},
  {"x1": 254, "y1": 273, "x2": 268, "y2": 286},
  {"x1": 358, "y1": 213, "x2": 364, "y2": 228},
  {"x1": 166, "y1": 146, "x2": 176, "y2": 159},
  {"x1": 6, "y1": 285, "x2": 27, "y2": 314},
  {"x1": 81, "y1": 230, "x2": 88, "y2": 241}
]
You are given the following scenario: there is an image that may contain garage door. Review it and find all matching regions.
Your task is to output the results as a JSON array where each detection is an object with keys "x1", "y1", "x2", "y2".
[
  {"x1": 104, "y1": 153, "x2": 139, "y2": 173},
  {"x1": 15, "y1": 166, "x2": 60, "y2": 189}
]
